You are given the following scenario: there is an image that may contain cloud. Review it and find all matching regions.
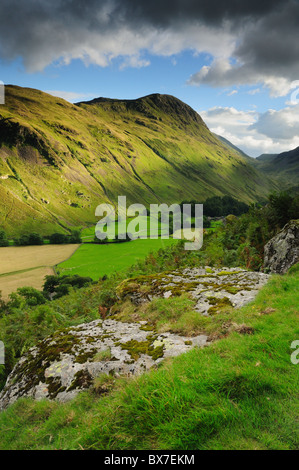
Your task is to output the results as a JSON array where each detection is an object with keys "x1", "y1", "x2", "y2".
[
  {"x1": 188, "y1": 58, "x2": 298, "y2": 98},
  {"x1": 201, "y1": 104, "x2": 299, "y2": 157},
  {"x1": 227, "y1": 89, "x2": 238, "y2": 96},
  {"x1": 119, "y1": 55, "x2": 151, "y2": 70},
  {"x1": 0, "y1": 0, "x2": 297, "y2": 99},
  {"x1": 0, "y1": 0, "x2": 235, "y2": 72},
  {"x1": 247, "y1": 88, "x2": 261, "y2": 95},
  {"x1": 188, "y1": 1, "x2": 299, "y2": 96},
  {"x1": 250, "y1": 106, "x2": 299, "y2": 140},
  {"x1": 45, "y1": 90, "x2": 94, "y2": 102}
]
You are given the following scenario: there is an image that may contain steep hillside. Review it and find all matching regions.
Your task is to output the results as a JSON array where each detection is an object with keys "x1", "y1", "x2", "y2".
[
  {"x1": 255, "y1": 147, "x2": 299, "y2": 186},
  {"x1": 0, "y1": 86, "x2": 277, "y2": 236},
  {"x1": 212, "y1": 133, "x2": 254, "y2": 162}
]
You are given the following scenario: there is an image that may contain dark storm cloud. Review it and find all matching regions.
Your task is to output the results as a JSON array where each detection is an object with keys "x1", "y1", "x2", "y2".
[
  {"x1": 236, "y1": 1, "x2": 299, "y2": 72},
  {"x1": 0, "y1": 0, "x2": 298, "y2": 93},
  {"x1": 115, "y1": 0, "x2": 287, "y2": 26}
]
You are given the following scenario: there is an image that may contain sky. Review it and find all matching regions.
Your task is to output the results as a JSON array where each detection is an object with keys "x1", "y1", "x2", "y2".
[{"x1": 0, "y1": 0, "x2": 299, "y2": 157}]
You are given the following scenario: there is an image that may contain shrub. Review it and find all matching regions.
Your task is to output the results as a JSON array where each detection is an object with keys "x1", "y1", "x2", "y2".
[
  {"x1": 67, "y1": 230, "x2": 82, "y2": 243},
  {"x1": 49, "y1": 233, "x2": 68, "y2": 244},
  {"x1": 43, "y1": 275, "x2": 93, "y2": 299},
  {"x1": 14, "y1": 233, "x2": 44, "y2": 246},
  {"x1": 0, "y1": 231, "x2": 9, "y2": 247},
  {"x1": 49, "y1": 231, "x2": 82, "y2": 244},
  {"x1": 8, "y1": 287, "x2": 46, "y2": 308}
]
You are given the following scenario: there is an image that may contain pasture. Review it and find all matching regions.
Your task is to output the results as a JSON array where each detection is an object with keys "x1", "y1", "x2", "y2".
[{"x1": 57, "y1": 238, "x2": 177, "y2": 280}]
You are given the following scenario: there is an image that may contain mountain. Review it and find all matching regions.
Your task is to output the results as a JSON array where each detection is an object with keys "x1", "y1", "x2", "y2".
[
  {"x1": 255, "y1": 147, "x2": 299, "y2": 186},
  {"x1": 212, "y1": 133, "x2": 254, "y2": 162},
  {"x1": 256, "y1": 153, "x2": 278, "y2": 163},
  {"x1": 0, "y1": 86, "x2": 277, "y2": 236}
]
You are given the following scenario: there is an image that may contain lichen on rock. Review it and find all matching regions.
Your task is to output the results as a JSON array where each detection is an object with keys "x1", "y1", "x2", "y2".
[
  {"x1": 264, "y1": 220, "x2": 299, "y2": 274},
  {"x1": 0, "y1": 318, "x2": 208, "y2": 409},
  {"x1": 117, "y1": 266, "x2": 270, "y2": 315},
  {"x1": 0, "y1": 266, "x2": 271, "y2": 410}
]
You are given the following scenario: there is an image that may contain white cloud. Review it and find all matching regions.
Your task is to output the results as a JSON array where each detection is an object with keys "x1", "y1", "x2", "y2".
[
  {"x1": 189, "y1": 58, "x2": 297, "y2": 98},
  {"x1": 119, "y1": 55, "x2": 151, "y2": 70},
  {"x1": 227, "y1": 89, "x2": 238, "y2": 96},
  {"x1": 251, "y1": 105, "x2": 299, "y2": 140},
  {"x1": 45, "y1": 90, "x2": 94, "y2": 102},
  {"x1": 247, "y1": 88, "x2": 261, "y2": 95},
  {"x1": 200, "y1": 105, "x2": 299, "y2": 157}
]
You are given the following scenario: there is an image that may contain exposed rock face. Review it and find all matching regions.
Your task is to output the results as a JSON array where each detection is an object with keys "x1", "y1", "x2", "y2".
[
  {"x1": 0, "y1": 319, "x2": 208, "y2": 410},
  {"x1": 264, "y1": 220, "x2": 299, "y2": 274},
  {"x1": 0, "y1": 266, "x2": 270, "y2": 410},
  {"x1": 117, "y1": 267, "x2": 270, "y2": 316}
]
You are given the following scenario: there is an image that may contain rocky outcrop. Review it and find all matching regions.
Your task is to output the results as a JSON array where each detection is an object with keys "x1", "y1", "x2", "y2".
[
  {"x1": 117, "y1": 267, "x2": 270, "y2": 316},
  {"x1": 264, "y1": 220, "x2": 299, "y2": 274},
  {"x1": 0, "y1": 266, "x2": 270, "y2": 410},
  {"x1": 0, "y1": 319, "x2": 208, "y2": 409}
]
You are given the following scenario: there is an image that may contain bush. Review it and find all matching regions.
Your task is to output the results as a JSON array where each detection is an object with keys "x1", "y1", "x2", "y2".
[
  {"x1": 67, "y1": 230, "x2": 82, "y2": 243},
  {"x1": 43, "y1": 274, "x2": 93, "y2": 299},
  {"x1": 8, "y1": 287, "x2": 46, "y2": 308},
  {"x1": 0, "y1": 231, "x2": 9, "y2": 247},
  {"x1": 49, "y1": 231, "x2": 82, "y2": 244},
  {"x1": 14, "y1": 233, "x2": 44, "y2": 246},
  {"x1": 49, "y1": 233, "x2": 68, "y2": 244}
]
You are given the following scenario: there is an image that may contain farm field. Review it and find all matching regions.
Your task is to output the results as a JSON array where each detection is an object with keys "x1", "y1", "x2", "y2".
[
  {"x1": 57, "y1": 238, "x2": 177, "y2": 280},
  {"x1": 82, "y1": 215, "x2": 170, "y2": 242},
  {"x1": 0, "y1": 244, "x2": 80, "y2": 299},
  {"x1": 0, "y1": 267, "x2": 54, "y2": 300}
]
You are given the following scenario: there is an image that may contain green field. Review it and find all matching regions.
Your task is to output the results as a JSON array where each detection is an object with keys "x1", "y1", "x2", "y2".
[
  {"x1": 57, "y1": 238, "x2": 177, "y2": 279},
  {"x1": 81, "y1": 215, "x2": 170, "y2": 242}
]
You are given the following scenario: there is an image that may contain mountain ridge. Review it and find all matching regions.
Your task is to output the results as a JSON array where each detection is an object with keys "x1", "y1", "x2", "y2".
[
  {"x1": 254, "y1": 146, "x2": 299, "y2": 186},
  {"x1": 0, "y1": 85, "x2": 278, "y2": 236}
]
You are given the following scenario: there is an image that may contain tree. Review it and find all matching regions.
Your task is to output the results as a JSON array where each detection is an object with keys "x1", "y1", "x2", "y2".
[
  {"x1": 8, "y1": 287, "x2": 46, "y2": 308},
  {"x1": 49, "y1": 233, "x2": 68, "y2": 244},
  {"x1": 43, "y1": 274, "x2": 93, "y2": 299},
  {"x1": 28, "y1": 233, "x2": 44, "y2": 245},
  {"x1": 268, "y1": 191, "x2": 297, "y2": 228},
  {"x1": 67, "y1": 230, "x2": 82, "y2": 243},
  {"x1": 0, "y1": 230, "x2": 9, "y2": 247},
  {"x1": 13, "y1": 233, "x2": 43, "y2": 246}
]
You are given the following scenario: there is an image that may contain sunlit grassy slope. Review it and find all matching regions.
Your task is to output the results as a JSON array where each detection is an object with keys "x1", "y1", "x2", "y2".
[
  {"x1": 0, "y1": 86, "x2": 277, "y2": 236},
  {"x1": 0, "y1": 264, "x2": 298, "y2": 450}
]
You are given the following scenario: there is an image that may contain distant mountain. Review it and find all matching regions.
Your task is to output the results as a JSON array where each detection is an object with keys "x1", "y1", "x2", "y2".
[
  {"x1": 214, "y1": 134, "x2": 299, "y2": 188},
  {"x1": 256, "y1": 153, "x2": 278, "y2": 163},
  {"x1": 212, "y1": 133, "x2": 253, "y2": 162},
  {"x1": 254, "y1": 147, "x2": 299, "y2": 186},
  {"x1": 0, "y1": 86, "x2": 278, "y2": 236}
]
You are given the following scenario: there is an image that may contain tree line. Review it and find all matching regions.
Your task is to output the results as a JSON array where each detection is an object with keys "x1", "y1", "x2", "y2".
[{"x1": 0, "y1": 230, "x2": 82, "y2": 247}]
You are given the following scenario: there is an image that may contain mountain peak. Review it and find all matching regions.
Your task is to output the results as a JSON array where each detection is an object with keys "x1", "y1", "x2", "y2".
[{"x1": 77, "y1": 92, "x2": 206, "y2": 126}]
